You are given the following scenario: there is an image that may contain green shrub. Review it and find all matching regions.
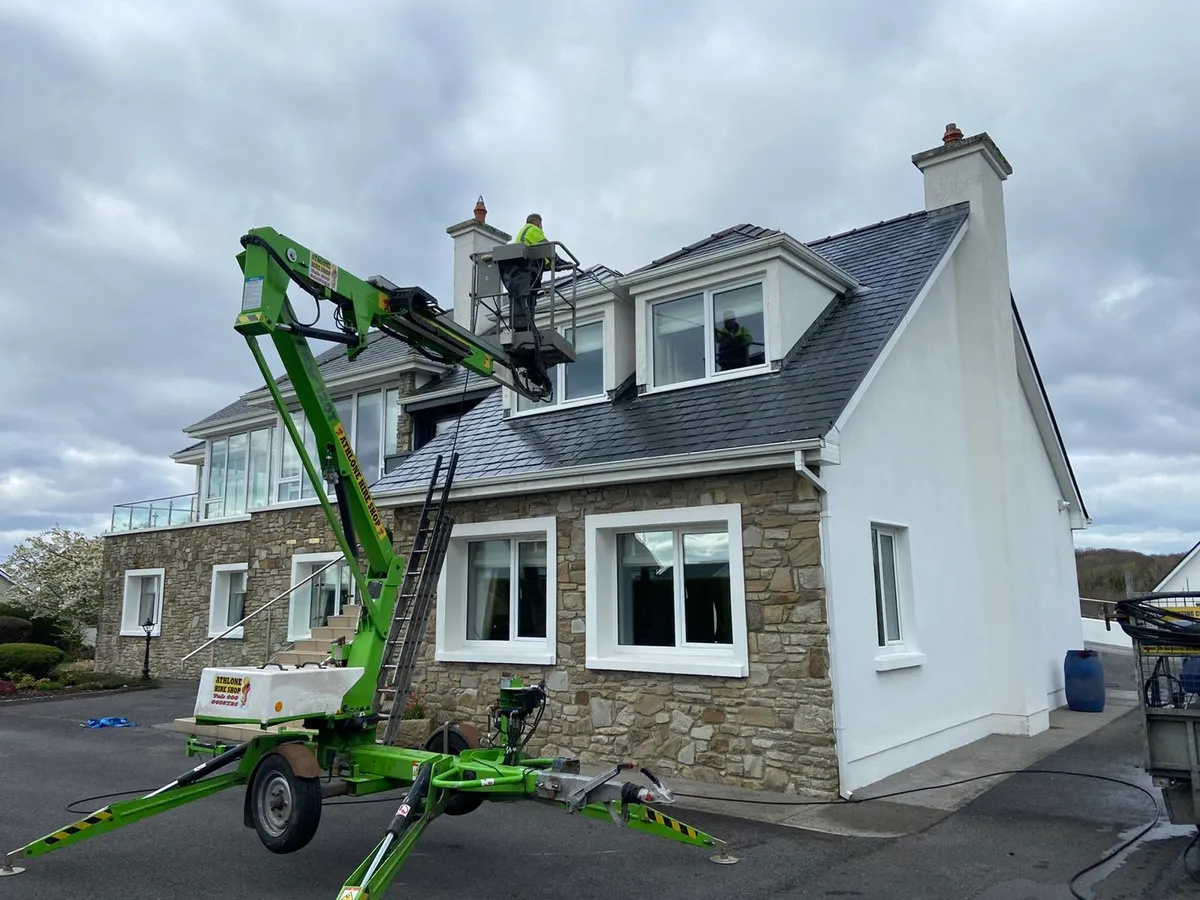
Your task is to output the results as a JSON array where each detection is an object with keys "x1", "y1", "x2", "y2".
[
  {"x1": 0, "y1": 603, "x2": 72, "y2": 652},
  {"x1": 0, "y1": 643, "x2": 66, "y2": 678},
  {"x1": 0, "y1": 616, "x2": 32, "y2": 644},
  {"x1": 14, "y1": 674, "x2": 37, "y2": 691},
  {"x1": 35, "y1": 679, "x2": 62, "y2": 691}
]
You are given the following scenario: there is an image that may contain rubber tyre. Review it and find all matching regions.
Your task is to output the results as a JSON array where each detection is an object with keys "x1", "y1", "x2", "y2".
[
  {"x1": 424, "y1": 728, "x2": 485, "y2": 817},
  {"x1": 249, "y1": 752, "x2": 323, "y2": 854}
]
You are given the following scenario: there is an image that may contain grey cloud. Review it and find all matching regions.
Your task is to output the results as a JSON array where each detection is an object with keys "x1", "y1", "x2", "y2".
[{"x1": 1, "y1": 0, "x2": 1198, "y2": 559}]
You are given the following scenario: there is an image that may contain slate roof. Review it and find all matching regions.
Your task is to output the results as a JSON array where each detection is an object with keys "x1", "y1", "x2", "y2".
[
  {"x1": 632, "y1": 224, "x2": 781, "y2": 272},
  {"x1": 373, "y1": 203, "x2": 970, "y2": 493},
  {"x1": 184, "y1": 329, "x2": 422, "y2": 433}
]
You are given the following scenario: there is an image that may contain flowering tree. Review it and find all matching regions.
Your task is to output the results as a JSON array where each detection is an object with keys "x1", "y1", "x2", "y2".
[{"x1": 1, "y1": 526, "x2": 103, "y2": 627}]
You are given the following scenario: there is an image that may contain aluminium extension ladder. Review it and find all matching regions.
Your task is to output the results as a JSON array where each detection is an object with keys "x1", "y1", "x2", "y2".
[{"x1": 374, "y1": 451, "x2": 458, "y2": 746}]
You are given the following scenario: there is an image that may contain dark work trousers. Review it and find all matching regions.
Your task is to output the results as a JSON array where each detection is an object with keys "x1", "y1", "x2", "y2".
[{"x1": 499, "y1": 259, "x2": 545, "y2": 330}]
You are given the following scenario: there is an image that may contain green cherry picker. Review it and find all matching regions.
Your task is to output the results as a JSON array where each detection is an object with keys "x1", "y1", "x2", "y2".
[{"x1": 2, "y1": 228, "x2": 725, "y2": 898}]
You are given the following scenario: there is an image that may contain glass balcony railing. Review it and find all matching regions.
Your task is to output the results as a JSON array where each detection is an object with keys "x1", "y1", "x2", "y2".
[{"x1": 110, "y1": 493, "x2": 199, "y2": 532}]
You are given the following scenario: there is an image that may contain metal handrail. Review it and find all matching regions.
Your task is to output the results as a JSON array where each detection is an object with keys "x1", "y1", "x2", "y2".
[{"x1": 181, "y1": 557, "x2": 344, "y2": 662}]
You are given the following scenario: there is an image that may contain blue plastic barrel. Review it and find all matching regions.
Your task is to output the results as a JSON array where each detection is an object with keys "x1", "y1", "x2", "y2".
[{"x1": 1064, "y1": 649, "x2": 1105, "y2": 712}]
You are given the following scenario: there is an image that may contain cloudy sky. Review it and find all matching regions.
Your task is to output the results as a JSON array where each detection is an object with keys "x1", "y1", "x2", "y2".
[{"x1": 1, "y1": 0, "x2": 1197, "y2": 561}]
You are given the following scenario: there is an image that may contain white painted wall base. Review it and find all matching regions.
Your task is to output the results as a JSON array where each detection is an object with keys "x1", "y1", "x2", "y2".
[
  {"x1": 1081, "y1": 616, "x2": 1131, "y2": 649},
  {"x1": 841, "y1": 708, "x2": 1050, "y2": 796}
]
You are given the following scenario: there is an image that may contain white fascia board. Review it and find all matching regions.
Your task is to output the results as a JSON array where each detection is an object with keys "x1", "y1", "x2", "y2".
[
  {"x1": 376, "y1": 439, "x2": 823, "y2": 506},
  {"x1": 1011, "y1": 316, "x2": 1089, "y2": 530},
  {"x1": 171, "y1": 449, "x2": 205, "y2": 464},
  {"x1": 185, "y1": 411, "x2": 280, "y2": 440},
  {"x1": 831, "y1": 216, "x2": 969, "y2": 435},
  {"x1": 619, "y1": 235, "x2": 860, "y2": 294}
]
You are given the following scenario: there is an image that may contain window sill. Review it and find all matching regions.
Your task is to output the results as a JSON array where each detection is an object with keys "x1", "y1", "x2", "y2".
[
  {"x1": 509, "y1": 392, "x2": 608, "y2": 418},
  {"x1": 436, "y1": 644, "x2": 555, "y2": 666},
  {"x1": 639, "y1": 364, "x2": 773, "y2": 397},
  {"x1": 207, "y1": 629, "x2": 244, "y2": 640},
  {"x1": 586, "y1": 652, "x2": 748, "y2": 678},
  {"x1": 119, "y1": 628, "x2": 162, "y2": 638},
  {"x1": 874, "y1": 651, "x2": 926, "y2": 672}
]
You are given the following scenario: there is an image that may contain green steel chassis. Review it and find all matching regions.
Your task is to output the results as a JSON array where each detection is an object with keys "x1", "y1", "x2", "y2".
[{"x1": 2, "y1": 229, "x2": 725, "y2": 898}]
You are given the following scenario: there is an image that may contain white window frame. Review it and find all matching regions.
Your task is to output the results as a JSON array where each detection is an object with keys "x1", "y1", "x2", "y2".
[
  {"x1": 201, "y1": 425, "x2": 274, "y2": 520},
  {"x1": 870, "y1": 522, "x2": 924, "y2": 671},
  {"x1": 585, "y1": 504, "x2": 748, "y2": 677},
  {"x1": 273, "y1": 388, "x2": 398, "y2": 504},
  {"x1": 208, "y1": 563, "x2": 249, "y2": 639},
  {"x1": 512, "y1": 318, "x2": 608, "y2": 415},
  {"x1": 120, "y1": 568, "x2": 165, "y2": 637},
  {"x1": 287, "y1": 551, "x2": 355, "y2": 642},
  {"x1": 435, "y1": 516, "x2": 557, "y2": 665},
  {"x1": 645, "y1": 279, "x2": 769, "y2": 393}
]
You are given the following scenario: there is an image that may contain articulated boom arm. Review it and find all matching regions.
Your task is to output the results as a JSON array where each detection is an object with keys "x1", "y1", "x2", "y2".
[{"x1": 233, "y1": 227, "x2": 557, "y2": 710}]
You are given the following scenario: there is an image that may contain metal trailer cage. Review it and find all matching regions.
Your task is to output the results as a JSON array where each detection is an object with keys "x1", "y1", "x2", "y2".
[{"x1": 1112, "y1": 591, "x2": 1200, "y2": 823}]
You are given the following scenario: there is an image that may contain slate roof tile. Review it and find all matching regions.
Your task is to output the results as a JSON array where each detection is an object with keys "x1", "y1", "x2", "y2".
[{"x1": 374, "y1": 201, "x2": 969, "y2": 494}]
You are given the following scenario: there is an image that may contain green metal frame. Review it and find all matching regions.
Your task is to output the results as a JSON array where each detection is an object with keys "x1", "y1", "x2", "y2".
[{"x1": 2, "y1": 230, "x2": 725, "y2": 899}]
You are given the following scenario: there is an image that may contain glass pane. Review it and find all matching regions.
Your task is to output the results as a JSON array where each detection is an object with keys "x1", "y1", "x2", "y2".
[
  {"x1": 138, "y1": 577, "x2": 157, "y2": 625},
  {"x1": 279, "y1": 412, "x2": 301, "y2": 480},
  {"x1": 227, "y1": 571, "x2": 246, "y2": 626},
  {"x1": 713, "y1": 283, "x2": 765, "y2": 372},
  {"x1": 384, "y1": 388, "x2": 399, "y2": 457},
  {"x1": 617, "y1": 532, "x2": 675, "y2": 646},
  {"x1": 248, "y1": 429, "x2": 271, "y2": 510},
  {"x1": 652, "y1": 294, "x2": 705, "y2": 385},
  {"x1": 225, "y1": 433, "x2": 248, "y2": 516},
  {"x1": 516, "y1": 540, "x2": 547, "y2": 638},
  {"x1": 434, "y1": 416, "x2": 460, "y2": 436},
  {"x1": 466, "y1": 540, "x2": 511, "y2": 641},
  {"x1": 207, "y1": 439, "x2": 227, "y2": 500},
  {"x1": 355, "y1": 391, "x2": 383, "y2": 480},
  {"x1": 563, "y1": 321, "x2": 604, "y2": 401},
  {"x1": 683, "y1": 532, "x2": 732, "y2": 644},
  {"x1": 300, "y1": 417, "x2": 320, "y2": 499},
  {"x1": 878, "y1": 532, "x2": 900, "y2": 643}
]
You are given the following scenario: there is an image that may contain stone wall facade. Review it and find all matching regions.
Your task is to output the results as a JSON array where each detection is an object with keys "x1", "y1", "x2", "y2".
[
  {"x1": 398, "y1": 467, "x2": 837, "y2": 798},
  {"x1": 97, "y1": 465, "x2": 836, "y2": 797},
  {"x1": 99, "y1": 504, "x2": 340, "y2": 679}
]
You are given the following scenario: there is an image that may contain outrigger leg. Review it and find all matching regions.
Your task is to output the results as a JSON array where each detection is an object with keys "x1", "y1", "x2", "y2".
[{"x1": 1, "y1": 735, "x2": 289, "y2": 876}]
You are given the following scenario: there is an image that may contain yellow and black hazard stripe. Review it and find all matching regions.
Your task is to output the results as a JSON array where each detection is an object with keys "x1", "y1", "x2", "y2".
[
  {"x1": 42, "y1": 810, "x2": 114, "y2": 845},
  {"x1": 643, "y1": 807, "x2": 700, "y2": 839}
]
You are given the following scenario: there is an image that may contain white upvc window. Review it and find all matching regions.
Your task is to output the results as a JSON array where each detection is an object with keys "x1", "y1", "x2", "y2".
[
  {"x1": 515, "y1": 320, "x2": 606, "y2": 411},
  {"x1": 585, "y1": 504, "x2": 749, "y2": 677},
  {"x1": 209, "y1": 563, "x2": 249, "y2": 639},
  {"x1": 435, "y1": 517, "x2": 557, "y2": 665},
  {"x1": 120, "y1": 568, "x2": 165, "y2": 637},
  {"x1": 647, "y1": 281, "x2": 767, "y2": 389},
  {"x1": 871, "y1": 522, "x2": 924, "y2": 670},
  {"x1": 275, "y1": 388, "x2": 399, "y2": 503},
  {"x1": 204, "y1": 426, "x2": 273, "y2": 519}
]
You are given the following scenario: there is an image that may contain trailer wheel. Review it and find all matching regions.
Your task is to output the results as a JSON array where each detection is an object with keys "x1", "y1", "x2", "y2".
[
  {"x1": 424, "y1": 726, "x2": 485, "y2": 817},
  {"x1": 249, "y1": 752, "x2": 323, "y2": 853}
]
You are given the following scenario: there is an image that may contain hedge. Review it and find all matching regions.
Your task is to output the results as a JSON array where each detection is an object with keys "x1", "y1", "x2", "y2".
[
  {"x1": 0, "y1": 616, "x2": 33, "y2": 644},
  {"x1": 0, "y1": 643, "x2": 67, "y2": 679}
]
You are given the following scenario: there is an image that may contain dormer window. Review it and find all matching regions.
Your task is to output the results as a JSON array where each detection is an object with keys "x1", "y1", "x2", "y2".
[
  {"x1": 516, "y1": 319, "x2": 606, "y2": 411},
  {"x1": 648, "y1": 281, "x2": 767, "y2": 388}
]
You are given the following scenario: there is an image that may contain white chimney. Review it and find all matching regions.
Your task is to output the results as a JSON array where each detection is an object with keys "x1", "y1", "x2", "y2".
[
  {"x1": 446, "y1": 196, "x2": 509, "y2": 331},
  {"x1": 912, "y1": 124, "x2": 1014, "y2": 306}
]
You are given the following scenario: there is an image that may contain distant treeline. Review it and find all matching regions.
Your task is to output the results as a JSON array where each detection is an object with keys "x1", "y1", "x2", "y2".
[{"x1": 1076, "y1": 547, "x2": 1191, "y2": 601}]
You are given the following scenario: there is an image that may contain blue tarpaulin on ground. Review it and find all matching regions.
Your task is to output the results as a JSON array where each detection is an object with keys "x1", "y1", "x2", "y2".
[{"x1": 83, "y1": 717, "x2": 136, "y2": 728}]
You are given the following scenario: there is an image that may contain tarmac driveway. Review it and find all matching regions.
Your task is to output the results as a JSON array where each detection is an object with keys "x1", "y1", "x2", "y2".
[{"x1": 0, "y1": 681, "x2": 1196, "y2": 899}]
